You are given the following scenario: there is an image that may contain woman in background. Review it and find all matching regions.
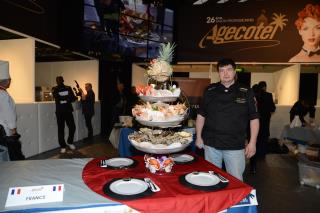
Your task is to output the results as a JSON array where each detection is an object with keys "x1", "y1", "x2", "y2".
[{"x1": 289, "y1": 4, "x2": 320, "y2": 62}]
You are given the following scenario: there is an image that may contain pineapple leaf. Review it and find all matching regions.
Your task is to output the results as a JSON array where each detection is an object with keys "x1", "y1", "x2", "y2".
[{"x1": 158, "y1": 42, "x2": 176, "y2": 63}]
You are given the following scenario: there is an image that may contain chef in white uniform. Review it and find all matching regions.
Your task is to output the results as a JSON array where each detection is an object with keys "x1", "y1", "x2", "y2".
[{"x1": 0, "y1": 60, "x2": 17, "y2": 137}]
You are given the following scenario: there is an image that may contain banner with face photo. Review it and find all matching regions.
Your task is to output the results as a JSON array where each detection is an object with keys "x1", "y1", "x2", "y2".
[{"x1": 176, "y1": 0, "x2": 320, "y2": 63}]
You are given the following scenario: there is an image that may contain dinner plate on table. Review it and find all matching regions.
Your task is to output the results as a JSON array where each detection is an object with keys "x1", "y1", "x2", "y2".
[
  {"x1": 100, "y1": 157, "x2": 137, "y2": 169},
  {"x1": 103, "y1": 178, "x2": 153, "y2": 200},
  {"x1": 139, "y1": 95, "x2": 179, "y2": 103},
  {"x1": 179, "y1": 172, "x2": 228, "y2": 191},
  {"x1": 135, "y1": 117, "x2": 185, "y2": 128},
  {"x1": 171, "y1": 154, "x2": 196, "y2": 164}
]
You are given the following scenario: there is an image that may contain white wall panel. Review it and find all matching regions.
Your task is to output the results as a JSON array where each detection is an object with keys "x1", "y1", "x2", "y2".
[
  {"x1": 16, "y1": 102, "x2": 101, "y2": 157},
  {"x1": 38, "y1": 103, "x2": 59, "y2": 153},
  {"x1": 251, "y1": 73, "x2": 275, "y2": 93},
  {"x1": 74, "y1": 108, "x2": 86, "y2": 141},
  {"x1": 16, "y1": 104, "x2": 39, "y2": 158},
  {"x1": 0, "y1": 38, "x2": 35, "y2": 102},
  {"x1": 274, "y1": 64, "x2": 300, "y2": 105},
  {"x1": 35, "y1": 60, "x2": 99, "y2": 99}
]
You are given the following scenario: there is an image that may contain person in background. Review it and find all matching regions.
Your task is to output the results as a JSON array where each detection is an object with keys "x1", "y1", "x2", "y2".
[
  {"x1": 0, "y1": 60, "x2": 25, "y2": 160},
  {"x1": 112, "y1": 82, "x2": 127, "y2": 124},
  {"x1": 248, "y1": 85, "x2": 260, "y2": 173},
  {"x1": 79, "y1": 83, "x2": 95, "y2": 140},
  {"x1": 249, "y1": 82, "x2": 276, "y2": 174},
  {"x1": 196, "y1": 58, "x2": 259, "y2": 181},
  {"x1": 290, "y1": 99, "x2": 316, "y2": 126},
  {"x1": 125, "y1": 86, "x2": 139, "y2": 116},
  {"x1": 258, "y1": 81, "x2": 276, "y2": 139},
  {"x1": 258, "y1": 81, "x2": 276, "y2": 156},
  {"x1": 52, "y1": 76, "x2": 77, "y2": 153}
]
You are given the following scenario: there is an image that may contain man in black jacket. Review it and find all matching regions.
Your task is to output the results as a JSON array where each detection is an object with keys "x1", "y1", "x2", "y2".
[
  {"x1": 250, "y1": 81, "x2": 276, "y2": 173},
  {"x1": 258, "y1": 81, "x2": 276, "y2": 139},
  {"x1": 196, "y1": 58, "x2": 259, "y2": 181},
  {"x1": 79, "y1": 83, "x2": 95, "y2": 140},
  {"x1": 52, "y1": 76, "x2": 77, "y2": 153}
]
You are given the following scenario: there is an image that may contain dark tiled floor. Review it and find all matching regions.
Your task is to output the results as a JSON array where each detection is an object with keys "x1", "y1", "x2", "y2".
[
  {"x1": 27, "y1": 135, "x2": 118, "y2": 160},
  {"x1": 244, "y1": 155, "x2": 320, "y2": 213},
  {"x1": 28, "y1": 136, "x2": 320, "y2": 213}
]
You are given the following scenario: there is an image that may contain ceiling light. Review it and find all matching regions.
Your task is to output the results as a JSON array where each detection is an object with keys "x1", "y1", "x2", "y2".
[{"x1": 193, "y1": 0, "x2": 209, "y2": 5}]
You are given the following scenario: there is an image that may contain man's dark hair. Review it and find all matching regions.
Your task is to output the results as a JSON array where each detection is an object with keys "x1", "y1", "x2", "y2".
[
  {"x1": 56, "y1": 76, "x2": 64, "y2": 85},
  {"x1": 217, "y1": 58, "x2": 236, "y2": 70},
  {"x1": 252, "y1": 84, "x2": 260, "y2": 95},
  {"x1": 258, "y1": 81, "x2": 267, "y2": 89}
]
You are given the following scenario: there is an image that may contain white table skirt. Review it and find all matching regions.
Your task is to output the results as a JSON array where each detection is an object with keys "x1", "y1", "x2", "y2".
[
  {"x1": 0, "y1": 159, "x2": 135, "y2": 213},
  {"x1": 0, "y1": 159, "x2": 257, "y2": 213}
]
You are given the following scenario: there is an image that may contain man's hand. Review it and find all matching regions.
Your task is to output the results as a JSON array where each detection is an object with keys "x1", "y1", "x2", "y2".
[
  {"x1": 10, "y1": 128, "x2": 17, "y2": 135},
  {"x1": 245, "y1": 142, "x2": 256, "y2": 158},
  {"x1": 196, "y1": 137, "x2": 204, "y2": 149}
]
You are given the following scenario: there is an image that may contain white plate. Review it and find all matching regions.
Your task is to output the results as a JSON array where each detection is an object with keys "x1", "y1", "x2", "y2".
[
  {"x1": 172, "y1": 154, "x2": 194, "y2": 163},
  {"x1": 109, "y1": 179, "x2": 148, "y2": 195},
  {"x1": 139, "y1": 95, "x2": 179, "y2": 103},
  {"x1": 106, "y1": 158, "x2": 134, "y2": 167},
  {"x1": 129, "y1": 139, "x2": 192, "y2": 154},
  {"x1": 135, "y1": 118, "x2": 184, "y2": 128},
  {"x1": 185, "y1": 172, "x2": 220, "y2": 186}
]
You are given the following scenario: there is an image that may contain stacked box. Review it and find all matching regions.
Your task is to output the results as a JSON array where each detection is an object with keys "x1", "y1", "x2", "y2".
[{"x1": 298, "y1": 155, "x2": 320, "y2": 189}]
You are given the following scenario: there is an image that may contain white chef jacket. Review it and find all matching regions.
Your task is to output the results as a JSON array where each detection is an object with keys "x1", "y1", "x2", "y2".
[{"x1": 0, "y1": 90, "x2": 17, "y2": 136}]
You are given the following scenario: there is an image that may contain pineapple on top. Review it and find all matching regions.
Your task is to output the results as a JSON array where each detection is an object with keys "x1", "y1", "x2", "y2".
[{"x1": 147, "y1": 42, "x2": 176, "y2": 82}]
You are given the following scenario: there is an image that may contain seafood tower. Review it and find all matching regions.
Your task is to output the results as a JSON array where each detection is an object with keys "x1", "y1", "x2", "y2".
[{"x1": 129, "y1": 43, "x2": 193, "y2": 157}]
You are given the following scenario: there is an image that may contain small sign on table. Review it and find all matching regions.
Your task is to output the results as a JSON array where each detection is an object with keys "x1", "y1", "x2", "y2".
[{"x1": 5, "y1": 184, "x2": 64, "y2": 207}]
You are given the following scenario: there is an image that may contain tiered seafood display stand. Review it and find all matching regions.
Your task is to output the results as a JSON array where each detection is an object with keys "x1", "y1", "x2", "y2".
[{"x1": 128, "y1": 43, "x2": 193, "y2": 173}]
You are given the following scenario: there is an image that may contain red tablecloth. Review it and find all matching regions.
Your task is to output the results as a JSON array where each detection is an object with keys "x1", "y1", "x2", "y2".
[{"x1": 82, "y1": 156, "x2": 252, "y2": 213}]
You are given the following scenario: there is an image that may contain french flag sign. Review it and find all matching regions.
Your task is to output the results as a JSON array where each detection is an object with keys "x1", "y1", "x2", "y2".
[
  {"x1": 52, "y1": 185, "x2": 62, "y2": 192},
  {"x1": 5, "y1": 184, "x2": 64, "y2": 207},
  {"x1": 10, "y1": 188, "x2": 21, "y2": 195}
]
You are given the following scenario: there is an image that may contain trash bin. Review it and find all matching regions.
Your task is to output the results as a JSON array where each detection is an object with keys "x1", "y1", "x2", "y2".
[{"x1": 298, "y1": 155, "x2": 320, "y2": 189}]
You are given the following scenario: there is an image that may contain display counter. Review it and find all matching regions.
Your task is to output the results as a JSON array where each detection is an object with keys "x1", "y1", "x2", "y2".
[{"x1": 15, "y1": 101, "x2": 101, "y2": 158}]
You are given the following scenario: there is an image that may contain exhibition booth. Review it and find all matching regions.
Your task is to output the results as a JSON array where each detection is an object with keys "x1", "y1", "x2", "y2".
[{"x1": 0, "y1": 37, "x2": 100, "y2": 158}]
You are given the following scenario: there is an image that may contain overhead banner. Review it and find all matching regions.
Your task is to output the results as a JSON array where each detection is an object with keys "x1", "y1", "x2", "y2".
[{"x1": 176, "y1": 0, "x2": 320, "y2": 63}]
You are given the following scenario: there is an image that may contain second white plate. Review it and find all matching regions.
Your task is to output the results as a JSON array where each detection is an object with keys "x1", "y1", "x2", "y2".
[
  {"x1": 139, "y1": 95, "x2": 179, "y2": 103},
  {"x1": 185, "y1": 172, "x2": 220, "y2": 186},
  {"x1": 109, "y1": 179, "x2": 149, "y2": 195},
  {"x1": 135, "y1": 118, "x2": 184, "y2": 128},
  {"x1": 106, "y1": 158, "x2": 134, "y2": 168},
  {"x1": 172, "y1": 154, "x2": 195, "y2": 163}
]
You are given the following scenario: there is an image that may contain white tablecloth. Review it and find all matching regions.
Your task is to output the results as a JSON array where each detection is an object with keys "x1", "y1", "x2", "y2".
[
  {"x1": 0, "y1": 159, "x2": 134, "y2": 213},
  {"x1": 0, "y1": 158, "x2": 257, "y2": 213}
]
